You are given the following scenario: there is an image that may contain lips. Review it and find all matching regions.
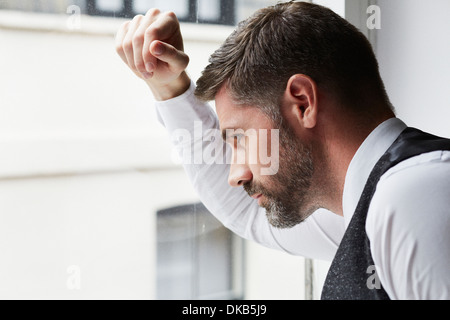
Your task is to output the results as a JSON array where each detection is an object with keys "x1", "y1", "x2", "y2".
[
  {"x1": 244, "y1": 183, "x2": 265, "y2": 206},
  {"x1": 251, "y1": 193, "x2": 262, "y2": 200},
  {"x1": 250, "y1": 193, "x2": 265, "y2": 206}
]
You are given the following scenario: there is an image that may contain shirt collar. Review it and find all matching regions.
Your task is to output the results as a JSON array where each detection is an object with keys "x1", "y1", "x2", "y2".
[{"x1": 342, "y1": 117, "x2": 407, "y2": 226}]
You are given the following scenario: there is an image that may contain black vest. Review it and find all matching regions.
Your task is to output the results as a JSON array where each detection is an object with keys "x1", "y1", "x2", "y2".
[{"x1": 321, "y1": 127, "x2": 450, "y2": 300}]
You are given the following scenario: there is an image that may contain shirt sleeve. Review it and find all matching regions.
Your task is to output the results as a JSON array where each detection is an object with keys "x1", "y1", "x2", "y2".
[
  {"x1": 154, "y1": 81, "x2": 344, "y2": 261},
  {"x1": 367, "y1": 151, "x2": 450, "y2": 299}
]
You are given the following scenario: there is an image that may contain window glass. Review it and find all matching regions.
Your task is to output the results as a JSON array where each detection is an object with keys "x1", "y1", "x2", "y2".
[
  {"x1": 0, "y1": 0, "x2": 292, "y2": 25},
  {"x1": 96, "y1": 0, "x2": 122, "y2": 12},
  {"x1": 157, "y1": 203, "x2": 244, "y2": 299},
  {"x1": 236, "y1": 0, "x2": 280, "y2": 22},
  {"x1": 197, "y1": 0, "x2": 220, "y2": 21},
  {"x1": 133, "y1": 0, "x2": 189, "y2": 20}
]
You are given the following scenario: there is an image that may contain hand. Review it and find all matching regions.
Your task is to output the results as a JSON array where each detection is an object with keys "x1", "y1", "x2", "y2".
[{"x1": 115, "y1": 9, "x2": 191, "y2": 100}]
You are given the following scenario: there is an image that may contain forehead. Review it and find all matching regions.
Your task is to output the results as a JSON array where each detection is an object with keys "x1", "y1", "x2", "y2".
[{"x1": 215, "y1": 86, "x2": 274, "y2": 131}]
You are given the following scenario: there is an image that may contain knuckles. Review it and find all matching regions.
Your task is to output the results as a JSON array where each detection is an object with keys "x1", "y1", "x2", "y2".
[
  {"x1": 116, "y1": 8, "x2": 182, "y2": 69},
  {"x1": 122, "y1": 39, "x2": 133, "y2": 53},
  {"x1": 118, "y1": 9, "x2": 179, "y2": 47},
  {"x1": 146, "y1": 8, "x2": 160, "y2": 17},
  {"x1": 144, "y1": 27, "x2": 159, "y2": 41},
  {"x1": 115, "y1": 43, "x2": 124, "y2": 55},
  {"x1": 163, "y1": 11, "x2": 177, "y2": 20},
  {"x1": 132, "y1": 32, "x2": 145, "y2": 46},
  {"x1": 132, "y1": 14, "x2": 144, "y2": 22}
]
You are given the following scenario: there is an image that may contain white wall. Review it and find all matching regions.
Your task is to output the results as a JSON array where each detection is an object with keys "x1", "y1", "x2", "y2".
[
  {"x1": 376, "y1": 0, "x2": 450, "y2": 138},
  {"x1": 0, "y1": 170, "x2": 199, "y2": 299}
]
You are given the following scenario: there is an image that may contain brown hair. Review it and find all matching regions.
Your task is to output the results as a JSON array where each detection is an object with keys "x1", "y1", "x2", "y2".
[{"x1": 195, "y1": 1, "x2": 391, "y2": 118}]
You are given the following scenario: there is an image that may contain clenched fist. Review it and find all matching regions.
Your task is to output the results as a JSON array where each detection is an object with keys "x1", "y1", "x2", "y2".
[{"x1": 115, "y1": 9, "x2": 191, "y2": 100}]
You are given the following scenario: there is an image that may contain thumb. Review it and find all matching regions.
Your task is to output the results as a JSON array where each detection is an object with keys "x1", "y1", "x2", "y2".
[{"x1": 150, "y1": 40, "x2": 189, "y2": 72}]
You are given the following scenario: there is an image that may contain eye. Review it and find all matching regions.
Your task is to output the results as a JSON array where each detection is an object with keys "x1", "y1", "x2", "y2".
[{"x1": 223, "y1": 131, "x2": 246, "y2": 148}]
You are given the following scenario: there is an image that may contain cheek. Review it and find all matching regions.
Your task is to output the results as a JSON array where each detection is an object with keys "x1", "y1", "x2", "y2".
[
  {"x1": 246, "y1": 135, "x2": 259, "y2": 166},
  {"x1": 254, "y1": 129, "x2": 281, "y2": 176}
]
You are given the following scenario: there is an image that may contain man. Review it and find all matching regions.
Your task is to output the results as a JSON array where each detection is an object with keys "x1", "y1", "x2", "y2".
[{"x1": 115, "y1": 2, "x2": 450, "y2": 299}]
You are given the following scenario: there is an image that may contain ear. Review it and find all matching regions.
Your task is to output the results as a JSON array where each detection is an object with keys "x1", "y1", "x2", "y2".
[{"x1": 284, "y1": 74, "x2": 318, "y2": 129}]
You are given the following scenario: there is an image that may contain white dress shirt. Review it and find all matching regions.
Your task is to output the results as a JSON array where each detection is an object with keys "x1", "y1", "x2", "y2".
[{"x1": 155, "y1": 81, "x2": 450, "y2": 299}]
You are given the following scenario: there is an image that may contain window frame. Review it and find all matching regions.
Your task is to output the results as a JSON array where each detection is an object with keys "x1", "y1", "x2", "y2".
[{"x1": 86, "y1": 0, "x2": 235, "y2": 25}]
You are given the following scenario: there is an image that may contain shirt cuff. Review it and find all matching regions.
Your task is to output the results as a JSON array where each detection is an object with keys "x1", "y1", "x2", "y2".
[
  {"x1": 154, "y1": 80, "x2": 196, "y2": 126},
  {"x1": 154, "y1": 80, "x2": 196, "y2": 108},
  {"x1": 154, "y1": 80, "x2": 218, "y2": 133}
]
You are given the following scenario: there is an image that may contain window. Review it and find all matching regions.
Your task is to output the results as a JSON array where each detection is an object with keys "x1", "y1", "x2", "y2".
[
  {"x1": 0, "y1": 0, "x2": 234, "y2": 25},
  {"x1": 157, "y1": 203, "x2": 244, "y2": 299},
  {"x1": 89, "y1": 0, "x2": 235, "y2": 25},
  {"x1": 0, "y1": 0, "x2": 286, "y2": 26}
]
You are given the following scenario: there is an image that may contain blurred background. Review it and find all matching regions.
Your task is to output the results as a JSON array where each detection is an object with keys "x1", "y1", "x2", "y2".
[{"x1": 0, "y1": 0, "x2": 449, "y2": 300}]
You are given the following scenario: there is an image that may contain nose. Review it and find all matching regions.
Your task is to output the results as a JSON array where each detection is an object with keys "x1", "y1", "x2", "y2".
[{"x1": 228, "y1": 162, "x2": 253, "y2": 187}]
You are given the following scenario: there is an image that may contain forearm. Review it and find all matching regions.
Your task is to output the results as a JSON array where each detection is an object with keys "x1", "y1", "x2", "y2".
[
  {"x1": 155, "y1": 84, "x2": 275, "y2": 244},
  {"x1": 155, "y1": 81, "x2": 344, "y2": 260}
]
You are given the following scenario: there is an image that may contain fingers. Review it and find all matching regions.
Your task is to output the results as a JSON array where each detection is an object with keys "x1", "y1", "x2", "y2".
[
  {"x1": 115, "y1": 20, "x2": 130, "y2": 65},
  {"x1": 122, "y1": 14, "x2": 144, "y2": 72},
  {"x1": 115, "y1": 8, "x2": 187, "y2": 82},
  {"x1": 150, "y1": 40, "x2": 189, "y2": 74},
  {"x1": 142, "y1": 11, "x2": 181, "y2": 73},
  {"x1": 134, "y1": 9, "x2": 160, "y2": 75}
]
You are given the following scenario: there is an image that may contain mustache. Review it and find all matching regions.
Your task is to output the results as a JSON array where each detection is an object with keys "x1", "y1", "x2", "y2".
[{"x1": 243, "y1": 181, "x2": 266, "y2": 198}]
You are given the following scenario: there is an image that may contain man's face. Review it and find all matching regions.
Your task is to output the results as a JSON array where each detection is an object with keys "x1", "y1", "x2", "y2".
[{"x1": 216, "y1": 87, "x2": 317, "y2": 228}]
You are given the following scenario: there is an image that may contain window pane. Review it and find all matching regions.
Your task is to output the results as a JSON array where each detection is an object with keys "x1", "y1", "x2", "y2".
[
  {"x1": 157, "y1": 203, "x2": 243, "y2": 300},
  {"x1": 96, "y1": 0, "x2": 123, "y2": 12},
  {"x1": 0, "y1": 0, "x2": 87, "y2": 14},
  {"x1": 236, "y1": 0, "x2": 280, "y2": 22},
  {"x1": 133, "y1": 0, "x2": 152, "y2": 14},
  {"x1": 198, "y1": 0, "x2": 220, "y2": 21},
  {"x1": 134, "y1": 0, "x2": 189, "y2": 19}
]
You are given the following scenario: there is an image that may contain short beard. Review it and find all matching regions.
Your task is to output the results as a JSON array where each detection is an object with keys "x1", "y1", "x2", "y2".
[{"x1": 244, "y1": 122, "x2": 316, "y2": 229}]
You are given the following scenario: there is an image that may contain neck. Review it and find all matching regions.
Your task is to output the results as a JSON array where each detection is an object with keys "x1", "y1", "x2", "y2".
[{"x1": 314, "y1": 108, "x2": 395, "y2": 216}]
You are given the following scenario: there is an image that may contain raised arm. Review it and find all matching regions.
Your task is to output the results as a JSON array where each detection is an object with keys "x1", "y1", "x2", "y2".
[
  {"x1": 115, "y1": 9, "x2": 190, "y2": 101},
  {"x1": 115, "y1": 9, "x2": 345, "y2": 261}
]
